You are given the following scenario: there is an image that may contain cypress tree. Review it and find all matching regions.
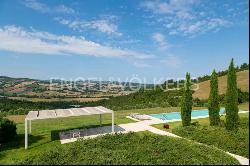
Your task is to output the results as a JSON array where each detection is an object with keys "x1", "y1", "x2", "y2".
[
  {"x1": 208, "y1": 70, "x2": 220, "y2": 126},
  {"x1": 181, "y1": 73, "x2": 193, "y2": 126},
  {"x1": 225, "y1": 59, "x2": 239, "y2": 130}
]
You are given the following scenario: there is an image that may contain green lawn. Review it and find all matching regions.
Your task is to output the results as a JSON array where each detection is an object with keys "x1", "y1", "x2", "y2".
[
  {"x1": 0, "y1": 105, "x2": 247, "y2": 164},
  {"x1": 153, "y1": 113, "x2": 249, "y2": 158},
  {"x1": 0, "y1": 107, "x2": 184, "y2": 164},
  {"x1": 19, "y1": 132, "x2": 239, "y2": 165}
]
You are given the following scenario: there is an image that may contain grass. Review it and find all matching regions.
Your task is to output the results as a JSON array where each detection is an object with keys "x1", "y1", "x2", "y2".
[
  {"x1": 19, "y1": 132, "x2": 239, "y2": 165},
  {"x1": 153, "y1": 112, "x2": 249, "y2": 158},
  {"x1": 0, "y1": 105, "x2": 247, "y2": 164},
  {"x1": 0, "y1": 106, "x2": 185, "y2": 164},
  {"x1": 193, "y1": 70, "x2": 249, "y2": 99}
]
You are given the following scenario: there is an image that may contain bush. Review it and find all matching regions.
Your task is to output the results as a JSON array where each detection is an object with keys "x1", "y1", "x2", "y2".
[
  {"x1": 238, "y1": 89, "x2": 249, "y2": 104},
  {"x1": 0, "y1": 118, "x2": 17, "y2": 143}
]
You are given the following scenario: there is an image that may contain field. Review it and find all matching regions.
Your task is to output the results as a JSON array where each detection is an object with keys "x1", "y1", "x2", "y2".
[
  {"x1": 8, "y1": 97, "x2": 107, "y2": 102},
  {"x1": 0, "y1": 76, "x2": 135, "y2": 100},
  {"x1": 153, "y1": 103, "x2": 249, "y2": 158},
  {"x1": 193, "y1": 70, "x2": 249, "y2": 99}
]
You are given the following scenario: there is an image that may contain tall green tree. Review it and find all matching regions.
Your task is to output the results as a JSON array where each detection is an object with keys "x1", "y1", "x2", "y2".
[
  {"x1": 225, "y1": 59, "x2": 239, "y2": 130},
  {"x1": 181, "y1": 73, "x2": 193, "y2": 126},
  {"x1": 208, "y1": 70, "x2": 220, "y2": 126}
]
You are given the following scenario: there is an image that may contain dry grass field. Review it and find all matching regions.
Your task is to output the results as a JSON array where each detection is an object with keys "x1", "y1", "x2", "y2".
[{"x1": 193, "y1": 70, "x2": 249, "y2": 99}]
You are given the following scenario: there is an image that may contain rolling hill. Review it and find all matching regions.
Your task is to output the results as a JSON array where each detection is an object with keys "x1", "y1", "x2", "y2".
[{"x1": 193, "y1": 70, "x2": 249, "y2": 99}]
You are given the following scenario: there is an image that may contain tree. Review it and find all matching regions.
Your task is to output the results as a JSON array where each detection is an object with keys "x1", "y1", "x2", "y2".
[
  {"x1": 240, "y1": 63, "x2": 249, "y2": 71},
  {"x1": 181, "y1": 73, "x2": 193, "y2": 126},
  {"x1": 225, "y1": 59, "x2": 239, "y2": 130},
  {"x1": 208, "y1": 70, "x2": 220, "y2": 126}
]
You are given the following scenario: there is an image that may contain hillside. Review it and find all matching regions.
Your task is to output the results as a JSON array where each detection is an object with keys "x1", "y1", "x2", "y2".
[
  {"x1": 0, "y1": 76, "x2": 145, "y2": 100},
  {"x1": 193, "y1": 70, "x2": 249, "y2": 99}
]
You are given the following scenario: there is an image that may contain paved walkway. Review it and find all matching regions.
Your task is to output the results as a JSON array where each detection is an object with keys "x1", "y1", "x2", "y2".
[
  {"x1": 119, "y1": 121, "x2": 180, "y2": 138},
  {"x1": 227, "y1": 152, "x2": 249, "y2": 165}
]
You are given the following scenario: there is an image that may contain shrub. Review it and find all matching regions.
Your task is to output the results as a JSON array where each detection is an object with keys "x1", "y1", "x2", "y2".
[
  {"x1": 0, "y1": 118, "x2": 17, "y2": 143},
  {"x1": 238, "y1": 89, "x2": 249, "y2": 104}
]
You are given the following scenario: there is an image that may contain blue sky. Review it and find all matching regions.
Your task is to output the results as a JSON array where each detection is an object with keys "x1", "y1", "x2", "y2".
[{"x1": 0, "y1": 0, "x2": 249, "y2": 83}]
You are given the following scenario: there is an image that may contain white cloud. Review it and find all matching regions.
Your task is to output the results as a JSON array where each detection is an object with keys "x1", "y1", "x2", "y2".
[
  {"x1": 23, "y1": 0, "x2": 50, "y2": 13},
  {"x1": 152, "y1": 33, "x2": 165, "y2": 44},
  {"x1": 55, "y1": 17, "x2": 122, "y2": 36},
  {"x1": 23, "y1": 0, "x2": 75, "y2": 14},
  {"x1": 160, "y1": 55, "x2": 184, "y2": 68},
  {"x1": 54, "y1": 5, "x2": 75, "y2": 14},
  {"x1": 0, "y1": 25, "x2": 152, "y2": 59},
  {"x1": 142, "y1": 0, "x2": 198, "y2": 19},
  {"x1": 152, "y1": 33, "x2": 170, "y2": 50},
  {"x1": 141, "y1": 0, "x2": 232, "y2": 37},
  {"x1": 89, "y1": 20, "x2": 121, "y2": 36},
  {"x1": 173, "y1": 18, "x2": 231, "y2": 37}
]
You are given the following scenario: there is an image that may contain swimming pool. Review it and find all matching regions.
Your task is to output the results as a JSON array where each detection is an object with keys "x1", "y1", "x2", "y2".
[{"x1": 150, "y1": 108, "x2": 226, "y2": 121}]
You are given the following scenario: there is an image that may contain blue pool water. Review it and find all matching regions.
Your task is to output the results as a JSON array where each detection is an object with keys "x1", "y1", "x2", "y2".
[{"x1": 150, "y1": 108, "x2": 226, "y2": 121}]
